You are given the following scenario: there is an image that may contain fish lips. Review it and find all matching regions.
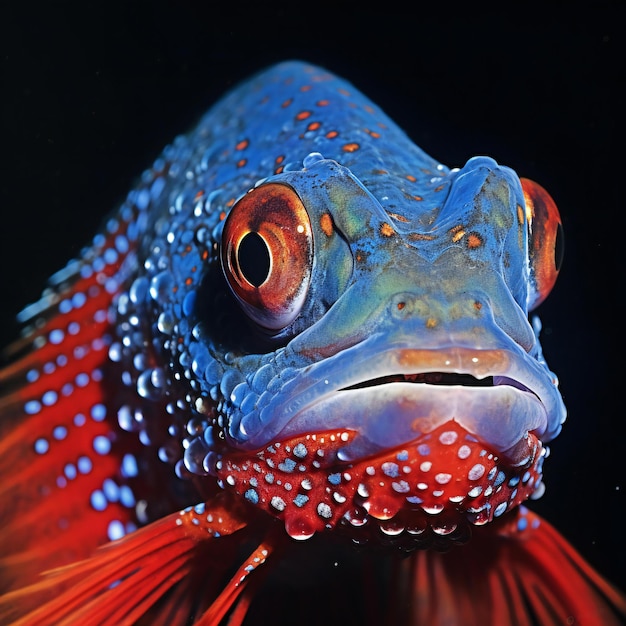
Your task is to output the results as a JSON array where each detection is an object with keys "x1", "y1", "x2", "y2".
[
  {"x1": 278, "y1": 381, "x2": 547, "y2": 464},
  {"x1": 235, "y1": 344, "x2": 565, "y2": 465}
]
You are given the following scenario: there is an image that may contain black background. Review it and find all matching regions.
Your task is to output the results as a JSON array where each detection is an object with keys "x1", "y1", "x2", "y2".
[{"x1": 2, "y1": 1, "x2": 624, "y2": 593}]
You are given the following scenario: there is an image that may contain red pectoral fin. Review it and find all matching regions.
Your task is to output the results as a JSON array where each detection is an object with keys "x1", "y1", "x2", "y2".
[
  {"x1": 0, "y1": 494, "x2": 273, "y2": 626},
  {"x1": 398, "y1": 506, "x2": 626, "y2": 626}
]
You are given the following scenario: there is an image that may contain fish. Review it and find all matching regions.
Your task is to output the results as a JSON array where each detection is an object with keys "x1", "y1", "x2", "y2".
[{"x1": 0, "y1": 60, "x2": 624, "y2": 626}]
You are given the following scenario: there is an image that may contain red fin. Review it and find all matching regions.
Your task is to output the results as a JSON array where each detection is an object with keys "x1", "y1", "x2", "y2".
[
  {"x1": 0, "y1": 206, "x2": 148, "y2": 591},
  {"x1": 398, "y1": 506, "x2": 626, "y2": 626},
  {"x1": 0, "y1": 494, "x2": 267, "y2": 626}
]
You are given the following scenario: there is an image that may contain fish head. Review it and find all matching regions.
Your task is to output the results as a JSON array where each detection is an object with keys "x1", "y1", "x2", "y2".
[{"x1": 126, "y1": 151, "x2": 564, "y2": 547}]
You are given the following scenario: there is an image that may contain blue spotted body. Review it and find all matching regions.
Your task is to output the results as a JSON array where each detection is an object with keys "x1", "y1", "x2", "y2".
[{"x1": 2, "y1": 61, "x2": 624, "y2": 626}]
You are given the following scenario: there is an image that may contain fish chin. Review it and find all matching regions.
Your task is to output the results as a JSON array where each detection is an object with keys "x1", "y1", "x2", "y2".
[{"x1": 216, "y1": 418, "x2": 546, "y2": 547}]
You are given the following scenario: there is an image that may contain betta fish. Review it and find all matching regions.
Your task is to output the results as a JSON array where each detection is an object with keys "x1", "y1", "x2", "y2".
[{"x1": 0, "y1": 61, "x2": 624, "y2": 626}]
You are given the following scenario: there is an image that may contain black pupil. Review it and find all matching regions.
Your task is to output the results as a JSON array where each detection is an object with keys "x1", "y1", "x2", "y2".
[{"x1": 238, "y1": 232, "x2": 270, "y2": 287}]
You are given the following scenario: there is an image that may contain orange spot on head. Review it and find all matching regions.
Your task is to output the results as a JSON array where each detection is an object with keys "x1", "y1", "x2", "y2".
[
  {"x1": 326, "y1": 130, "x2": 339, "y2": 139},
  {"x1": 317, "y1": 99, "x2": 330, "y2": 106},
  {"x1": 226, "y1": 198, "x2": 236, "y2": 207},
  {"x1": 307, "y1": 121, "x2": 321, "y2": 131},
  {"x1": 296, "y1": 110, "x2": 312, "y2": 121},
  {"x1": 467, "y1": 232, "x2": 483, "y2": 249},
  {"x1": 364, "y1": 105, "x2": 375, "y2": 114},
  {"x1": 219, "y1": 211, "x2": 227, "y2": 221},
  {"x1": 434, "y1": 184, "x2": 445, "y2": 192},
  {"x1": 275, "y1": 165, "x2": 284, "y2": 174},
  {"x1": 281, "y1": 98, "x2": 293, "y2": 108},
  {"x1": 413, "y1": 195, "x2": 423, "y2": 201},
  {"x1": 320, "y1": 213, "x2": 333, "y2": 237},
  {"x1": 342, "y1": 142, "x2": 360, "y2": 153},
  {"x1": 185, "y1": 277, "x2": 193, "y2": 286},
  {"x1": 201, "y1": 250, "x2": 209, "y2": 260},
  {"x1": 380, "y1": 223, "x2": 394, "y2": 237},
  {"x1": 425, "y1": 317, "x2": 437, "y2": 329},
  {"x1": 450, "y1": 225, "x2": 466, "y2": 243},
  {"x1": 236, "y1": 158, "x2": 247, "y2": 168},
  {"x1": 300, "y1": 85, "x2": 312, "y2": 92},
  {"x1": 194, "y1": 190, "x2": 204, "y2": 201},
  {"x1": 387, "y1": 211, "x2": 409, "y2": 223},
  {"x1": 275, "y1": 155, "x2": 285, "y2": 164},
  {"x1": 235, "y1": 139, "x2": 249, "y2": 151},
  {"x1": 406, "y1": 174, "x2": 417, "y2": 182},
  {"x1": 338, "y1": 88, "x2": 350, "y2": 96}
]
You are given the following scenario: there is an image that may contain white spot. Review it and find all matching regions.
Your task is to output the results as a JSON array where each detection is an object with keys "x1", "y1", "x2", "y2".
[
  {"x1": 34, "y1": 438, "x2": 49, "y2": 454},
  {"x1": 90, "y1": 490, "x2": 107, "y2": 511},
  {"x1": 42, "y1": 390, "x2": 58, "y2": 406},
  {"x1": 317, "y1": 502, "x2": 332, "y2": 519},
  {"x1": 439, "y1": 431, "x2": 458, "y2": 445},
  {"x1": 53, "y1": 425, "x2": 68, "y2": 440},
  {"x1": 457, "y1": 445, "x2": 471, "y2": 459},
  {"x1": 270, "y1": 496, "x2": 286, "y2": 512},
  {"x1": 49, "y1": 329, "x2": 64, "y2": 344},
  {"x1": 25, "y1": 400, "x2": 42, "y2": 415},
  {"x1": 468, "y1": 464, "x2": 485, "y2": 480},
  {"x1": 93, "y1": 435, "x2": 111, "y2": 455},
  {"x1": 107, "y1": 520, "x2": 125, "y2": 541}
]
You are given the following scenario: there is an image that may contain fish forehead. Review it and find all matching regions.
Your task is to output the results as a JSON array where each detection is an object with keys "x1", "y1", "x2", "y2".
[
  {"x1": 174, "y1": 60, "x2": 448, "y2": 217},
  {"x1": 152, "y1": 60, "x2": 527, "y2": 288}
]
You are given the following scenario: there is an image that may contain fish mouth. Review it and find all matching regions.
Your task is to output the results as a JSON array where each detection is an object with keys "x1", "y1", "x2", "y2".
[
  {"x1": 218, "y1": 344, "x2": 562, "y2": 543},
  {"x1": 236, "y1": 344, "x2": 563, "y2": 466},
  {"x1": 330, "y1": 372, "x2": 543, "y2": 466}
]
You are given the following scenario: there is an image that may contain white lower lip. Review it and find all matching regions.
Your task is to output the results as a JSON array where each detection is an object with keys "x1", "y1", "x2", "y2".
[{"x1": 275, "y1": 382, "x2": 546, "y2": 460}]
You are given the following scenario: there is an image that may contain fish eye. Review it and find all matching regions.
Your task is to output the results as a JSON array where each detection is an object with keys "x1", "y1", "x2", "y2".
[
  {"x1": 220, "y1": 183, "x2": 314, "y2": 331},
  {"x1": 521, "y1": 178, "x2": 564, "y2": 310}
]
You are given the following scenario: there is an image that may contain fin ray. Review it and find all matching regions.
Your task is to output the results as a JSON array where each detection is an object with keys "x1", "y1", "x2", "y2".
[{"x1": 0, "y1": 495, "x2": 253, "y2": 625}]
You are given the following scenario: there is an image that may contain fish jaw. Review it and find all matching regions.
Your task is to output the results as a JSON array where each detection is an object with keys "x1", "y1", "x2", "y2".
[
  {"x1": 212, "y1": 342, "x2": 558, "y2": 545},
  {"x1": 215, "y1": 418, "x2": 545, "y2": 545}
]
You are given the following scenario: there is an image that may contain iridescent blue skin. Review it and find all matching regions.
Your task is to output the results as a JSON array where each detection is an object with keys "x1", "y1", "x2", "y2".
[{"x1": 97, "y1": 61, "x2": 566, "y2": 492}]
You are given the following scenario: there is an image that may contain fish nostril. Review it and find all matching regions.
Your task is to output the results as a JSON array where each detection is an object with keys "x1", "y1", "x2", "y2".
[{"x1": 390, "y1": 293, "x2": 421, "y2": 319}]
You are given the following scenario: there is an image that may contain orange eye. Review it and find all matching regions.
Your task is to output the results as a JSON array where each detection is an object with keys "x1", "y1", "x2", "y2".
[
  {"x1": 521, "y1": 178, "x2": 564, "y2": 310},
  {"x1": 221, "y1": 183, "x2": 313, "y2": 331}
]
